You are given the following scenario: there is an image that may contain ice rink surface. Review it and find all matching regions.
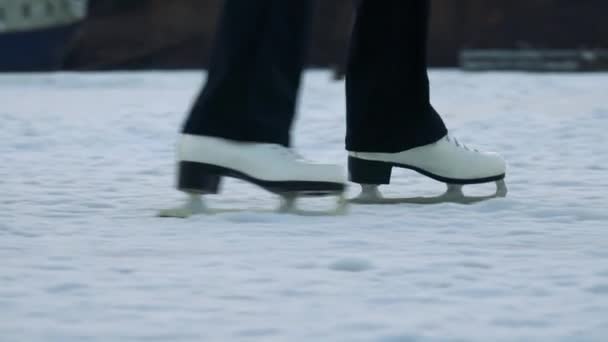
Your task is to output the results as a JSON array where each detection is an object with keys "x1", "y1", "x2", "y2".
[{"x1": 1, "y1": 71, "x2": 608, "y2": 341}]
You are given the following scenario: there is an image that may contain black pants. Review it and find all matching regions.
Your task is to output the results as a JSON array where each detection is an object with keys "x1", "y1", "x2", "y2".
[{"x1": 183, "y1": 0, "x2": 447, "y2": 153}]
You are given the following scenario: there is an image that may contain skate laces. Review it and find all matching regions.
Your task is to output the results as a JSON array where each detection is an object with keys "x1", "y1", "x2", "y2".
[{"x1": 444, "y1": 135, "x2": 479, "y2": 152}]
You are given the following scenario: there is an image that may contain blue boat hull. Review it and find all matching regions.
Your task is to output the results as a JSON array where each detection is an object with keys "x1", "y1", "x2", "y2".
[{"x1": 0, "y1": 23, "x2": 80, "y2": 71}]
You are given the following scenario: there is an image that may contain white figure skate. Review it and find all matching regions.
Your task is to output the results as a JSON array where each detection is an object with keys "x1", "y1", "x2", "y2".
[
  {"x1": 159, "y1": 134, "x2": 347, "y2": 217},
  {"x1": 349, "y1": 135, "x2": 507, "y2": 204}
]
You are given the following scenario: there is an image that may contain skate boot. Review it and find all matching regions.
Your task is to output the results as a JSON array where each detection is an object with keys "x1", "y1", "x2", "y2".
[
  {"x1": 159, "y1": 134, "x2": 347, "y2": 217},
  {"x1": 349, "y1": 135, "x2": 507, "y2": 204}
]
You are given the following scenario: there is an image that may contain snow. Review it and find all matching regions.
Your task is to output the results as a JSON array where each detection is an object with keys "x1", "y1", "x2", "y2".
[{"x1": 1, "y1": 70, "x2": 608, "y2": 341}]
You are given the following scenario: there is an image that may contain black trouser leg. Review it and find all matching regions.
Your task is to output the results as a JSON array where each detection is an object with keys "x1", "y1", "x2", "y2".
[
  {"x1": 345, "y1": 0, "x2": 448, "y2": 153},
  {"x1": 183, "y1": 0, "x2": 313, "y2": 147}
]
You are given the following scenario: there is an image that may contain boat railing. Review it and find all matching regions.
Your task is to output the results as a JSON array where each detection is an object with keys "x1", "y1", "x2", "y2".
[{"x1": 0, "y1": 0, "x2": 88, "y2": 33}]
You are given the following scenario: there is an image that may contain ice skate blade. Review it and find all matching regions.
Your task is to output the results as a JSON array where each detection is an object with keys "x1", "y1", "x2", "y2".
[
  {"x1": 278, "y1": 192, "x2": 348, "y2": 216},
  {"x1": 350, "y1": 180, "x2": 508, "y2": 205},
  {"x1": 158, "y1": 192, "x2": 348, "y2": 218},
  {"x1": 350, "y1": 194, "x2": 501, "y2": 205},
  {"x1": 158, "y1": 193, "x2": 207, "y2": 218}
]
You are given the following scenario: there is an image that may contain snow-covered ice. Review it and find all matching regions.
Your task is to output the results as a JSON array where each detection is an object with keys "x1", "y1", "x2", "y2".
[{"x1": 1, "y1": 70, "x2": 608, "y2": 341}]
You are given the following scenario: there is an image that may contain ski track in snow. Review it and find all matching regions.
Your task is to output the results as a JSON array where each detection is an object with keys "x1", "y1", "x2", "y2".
[{"x1": 1, "y1": 71, "x2": 608, "y2": 341}]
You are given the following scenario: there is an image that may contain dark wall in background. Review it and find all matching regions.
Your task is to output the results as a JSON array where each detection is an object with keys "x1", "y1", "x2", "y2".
[
  {"x1": 64, "y1": 0, "x2": 608, "y2": 70},
  {"x1": 430, "y1": 0, "x2": 608, "y2": 65},
  {"x1": 65, "y1": 0, "x2": 220, "y2": 69}
]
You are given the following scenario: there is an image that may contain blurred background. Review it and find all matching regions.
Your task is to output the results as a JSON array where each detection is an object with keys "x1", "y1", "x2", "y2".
[{"x1": 1, "y1": 0, "x2": 608, "y2": 72}]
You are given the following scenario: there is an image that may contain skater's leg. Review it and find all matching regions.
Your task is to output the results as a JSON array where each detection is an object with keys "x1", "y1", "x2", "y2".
[
  {"x1": 345, "y1": 0, "x2": 447, "y2": 153},
  {"x1": 183, "y1": 0, "x2": 314, "y2": 147},
  {"x1": 345, "y1": 0, "x2": 507, "y2": 201},
  {"x1": 164, "y1": 0, "x2": 346, "y2": 216}
]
